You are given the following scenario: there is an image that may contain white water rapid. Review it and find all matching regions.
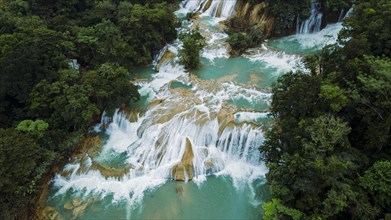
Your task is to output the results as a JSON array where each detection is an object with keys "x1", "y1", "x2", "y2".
[
  {"x1": 50, "y1": 1, "x2": 270, "y2": 216},
  {"x1": 46, "y1": 1, "x2": 350, "y2": 219},
  {"x1": 181, "y1": 0, "x2": 237, "y2": 18}
]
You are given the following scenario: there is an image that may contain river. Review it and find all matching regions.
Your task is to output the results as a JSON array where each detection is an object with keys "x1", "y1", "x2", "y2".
[{"x1": 42, "y1": 1, "x2": 348, "y2": 219}]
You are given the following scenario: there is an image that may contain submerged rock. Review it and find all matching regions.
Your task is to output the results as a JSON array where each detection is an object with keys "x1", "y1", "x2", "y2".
[
  {"x1": 63, "y1": 203, "x2": 73, "y2": 210},
  {"x1": 176, "y1": 186, "x2": 184, "y2": 195},
  {"x1": 72, "y1": 199, "x2": 82, "y2": 207},
  {"x1": 83, "y1": 136, "x2": 101, "y2": 158},
  {"x1": 40, "y1": 206, "x2": 64, "y2": 220},
  {"x1": 70, "y1": 196, "x2": 97, "y2": 220}
]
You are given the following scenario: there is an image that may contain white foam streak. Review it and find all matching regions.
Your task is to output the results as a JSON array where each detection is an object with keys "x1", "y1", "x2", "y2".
[
  {"x1": 234, "y1": 112, "x2": 269, "y2": 124},
  {"x1": 202, "y1": 0, "x2": 237, "y2": 18},
  {"x1": 246, "y1": 51, "x2": 304, "y2": 74},
  {"x1": 150, "y1": 62, "x2": 187, "y2": 94},
  {"x1": 50, "y1": 0, "x2": 267, "y2": 211},
  {"x1": 182, "y1": 0, "x2": 237, "y2": 18},
  {"x1": 291, "y1": 22, "x2": 343, "y2": 49}
]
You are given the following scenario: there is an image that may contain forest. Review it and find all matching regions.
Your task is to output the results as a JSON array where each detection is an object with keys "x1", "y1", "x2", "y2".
[
  {"x1": 0, "y1": 0, "x2": 390, "y2": 219},
  {"x1": 261, "y1": 0, "x2": 391, "y2": 219},
  {"x1": 0, "y1": 0, "x2": 178, "y2": 218}
]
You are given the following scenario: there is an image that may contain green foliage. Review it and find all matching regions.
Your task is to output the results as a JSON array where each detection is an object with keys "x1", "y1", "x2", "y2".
[
  {"x1": 360, "y1": 161, "x2": 391, "y2": 209},
  {"x1": 0, "y1": 128, "x2": 54, "y2": 219},
  {"x1": 16, "y1": 119, "x2": 49, "y2": 138},
  {"x1": 263, "y1": 199, "x2": 304, "y2": 220},
  {"x1": 339, "y1": 0, "x2": 391, "y2": 58},
  {"x1": 0, "y1": 0, "x2": 172, "y2": 218},
  {"x1": 320, "y1": 84, "x2": 348, "y2": 112},
  {"x1": 0, "y1": 15, "x2": 73, "y2": 127},
  {"x1": 261, "y1": 0, "x2": 391, "y2": 219},
  {"x1": 322, "y1": 0, "x2": 349, "y2": 13},
  {"x1": 268, "y1": 0, "x2": 308, "y2": 36},
  {"x1": 30, "y1": 64, "x2": 139, "y2": 131},
  {"x1": 225, "y1": 16, "x2": 264, "y2": 55},
  {"x1": 83, "y1": 63, "x2": 141, "y2": 112},
  {"x1": 179, "y1": 27, "x2": 205, "y2": 69},
  {"x1": 76, "y1": 19, "x2": 135, "y2": 68},
  {"x1": 227, "y1": 32, "x2": 251, "y2": 56},
  {"x1": 75, "y1": 1, "x2": 178, "y2": 66},
  {"x1": 0, "y1": 128, "x2": 51, "y2": 195},
  {"x1": 0, "y1": 0, "x2": 176, "y2": 128}
]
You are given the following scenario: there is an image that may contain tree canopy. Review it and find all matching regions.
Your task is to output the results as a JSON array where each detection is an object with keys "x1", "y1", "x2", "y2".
[
  {"x1": 0, "y1": 0, "x2": 178, "y2": 218},
  {"x1": 261, "y1": 0, "x2": 391, "y2": 218}
]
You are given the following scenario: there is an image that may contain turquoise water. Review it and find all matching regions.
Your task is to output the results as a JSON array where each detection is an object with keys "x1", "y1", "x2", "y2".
[
  {"x1": 194, "y1": 56, "x2": 279, "y2": 88},
  {"x1": 47, "y1": 176, "x2": 270, "y2": 219},
  {"x1": 43, "y1": 3, "x2": 341, "y2": 219},
  {"x1": 130, "y1": 66, "x2": 155, "y2": 80},
  {"x1": 227, "y1": 97, "x2": 269, "y2": 112},
  {"x1": 170, "y1": 81, "x2": 193, "y2": 90}
]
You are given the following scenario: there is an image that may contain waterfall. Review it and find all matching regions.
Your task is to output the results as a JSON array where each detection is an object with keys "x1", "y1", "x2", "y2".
[
  {"x1": 152, "y1": 44, "x2": 169, "y2": 69},
  {"x1": 53, "y1": 98, "x2": 267, "y2": 204},
  {"x1": 344, "y1": 7, "x2": 353, "y2": 19},
  {"x1": 202, "y1": 0, "x2": 237, "y2": 18},
  {"x1": 48, "y1": 1, "x2": 273, "y2": 216},
  {"x1": 182, "y1": 0, "x2": 237, "y2": 18},
  {"x1": 297, "y1": 0, "x2": 323, "y2": 34},
  {"x1": 338, "y1": 9, "x2": 345, "y2": 22}
]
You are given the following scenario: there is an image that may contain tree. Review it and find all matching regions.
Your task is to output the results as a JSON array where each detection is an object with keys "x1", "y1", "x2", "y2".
[
  {"x1": 30, "y1": 64, "x2": 140, "y2": 131},
  {"x1": 263, "y1": 199, "x2": 303, "y2": 220},
  {"x1": 0, "y1": 15, "x2": 73, "y2": 127},
  {"x1": 178, "y1": 27, "x2": 205, "y2": 70},
  {"x1": 339, "y1": 0, "x2": 391, "y2": 58},
  {"x1": 227, "y1": 32, "x2": 251, "y2": 56},
  {"x1": 83, "y1": 63, "x2": 140, "y2": 112},
  {"x1": 262, "y1": 114, "x2": 359, "y2": 218},
  {"x1": 360, "y1": 161, "x2": 391, "y2": 215},
  {"x1": 225, "y1": 16, "x2": 264, "y2": 56},
  {"x1": 76, "y1": 19, "x2": 135, "y2": 68},
  {"x1": 260, "y1": 1, "x2": 391, "y2": 218},
  {"x1": 16, "y1": 119, "x2": 49, "y2": 139},
  {"x1": 30, "y1": 69, "x2": 100, "y2": 131},
  {"x1": 0, "y1": 128, "x2": 53, "y2": 219}
]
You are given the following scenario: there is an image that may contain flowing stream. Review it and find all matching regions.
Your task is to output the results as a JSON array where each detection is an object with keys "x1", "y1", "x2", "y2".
[{"x1": 43, "y1": 1, "x2": 349, "y2": 219}]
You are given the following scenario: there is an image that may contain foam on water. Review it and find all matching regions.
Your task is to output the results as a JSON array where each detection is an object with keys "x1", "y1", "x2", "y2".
[
  {"x1": 48, "y1": 1, "x2": 272, "y2": 216},
  {"x1": 202, "y1": 32, "x2": 229, "y2": 61},
  {"x1": 234, "y1": 112, "x2": 269, "y2": 124},
  {"x1": 150, "y1": 62, "x2": 187, "y2": 94},
  {"x1": 246, "y1": 51, "x2": 304, "y2": 74},
  {"x1": 52, "y1": 101, "x2": 267, "y2": 206},
  {"x1": 291, "y1": 22, "x2": 343, "y2": 49}
]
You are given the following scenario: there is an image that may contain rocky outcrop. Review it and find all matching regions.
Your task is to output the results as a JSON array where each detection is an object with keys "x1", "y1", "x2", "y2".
[
  {"x1": 233, "y1": 0, "x2": 275, "y2": 38},
  {"x1": 156, "y1": 50, "x2": 174, "y2": 72},
  {"x1": 89, "y1": 162, "x2": 132, "y2": 179},
  {"x1": 171, "y1": 137, "x2": 194, "y2": 181}
]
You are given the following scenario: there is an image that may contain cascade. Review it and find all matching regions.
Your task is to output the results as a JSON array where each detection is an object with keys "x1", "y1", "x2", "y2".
[
  {"x1": 152, "y1": 45, "x2": 169, "y2": 68},
  {"x1": 182, "y1": 0, "x2": 237, "y2": 18},
  {"x1": 43, "y1": 0, "x2": 317, "y2": 217},
  {"x1": 338, "y1": 8, "x2": 345, "y2": 22},
  {"x1": 297, "y1": 0, "x2": 323, "y2": 34}
]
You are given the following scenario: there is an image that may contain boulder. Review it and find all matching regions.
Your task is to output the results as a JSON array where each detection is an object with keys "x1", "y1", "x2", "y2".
[
  {"x1": 156, "y1": 50, "x2": 174, "y2": 71},
  {"x1": 64, "y1": 203, "x2": 73, "y2": 210},
  {"x1": 172, "y1": 138, "x2": 194, "y2": 181}
]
